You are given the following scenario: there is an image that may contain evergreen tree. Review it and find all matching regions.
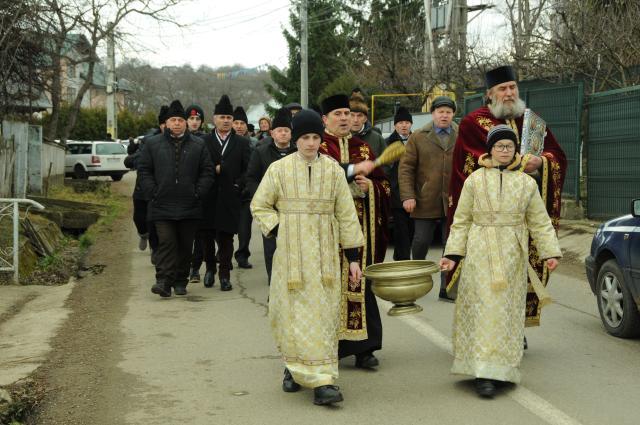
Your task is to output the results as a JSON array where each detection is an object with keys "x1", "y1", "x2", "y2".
[{"x1": 265, "y1": 0, "x2": 354, "y2": 112}]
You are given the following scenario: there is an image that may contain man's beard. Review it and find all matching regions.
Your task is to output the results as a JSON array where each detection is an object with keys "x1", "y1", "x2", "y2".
[{"x1": 488, "y1": 96, "x2": 526, "y2": 119}]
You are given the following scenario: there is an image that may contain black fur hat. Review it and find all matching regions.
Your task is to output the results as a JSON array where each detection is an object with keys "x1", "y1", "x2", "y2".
[{"x1": 214, "y1": 94, "x2": 234, "y2": 115}]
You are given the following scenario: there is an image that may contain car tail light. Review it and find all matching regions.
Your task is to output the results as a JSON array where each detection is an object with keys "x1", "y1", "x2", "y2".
[{"x1": 91, "y1": 155, "x2": 101, "y2": 164}]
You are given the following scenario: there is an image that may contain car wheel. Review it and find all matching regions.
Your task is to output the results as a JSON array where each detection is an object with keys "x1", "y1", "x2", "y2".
[
  {"x1": 596, "y1": 259, "x2": 640, "y2": 338},
  {"x1": 74, "y1": 164, "x2": 88, "y2": 180},
  {"x1": 111, "y1": 173, "x2": 123, "y2": 181}
]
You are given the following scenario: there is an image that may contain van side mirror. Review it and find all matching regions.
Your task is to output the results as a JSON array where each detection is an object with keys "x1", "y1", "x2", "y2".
[{"x1": 633, "y1": 199, "x2": 640, "y2": 217}]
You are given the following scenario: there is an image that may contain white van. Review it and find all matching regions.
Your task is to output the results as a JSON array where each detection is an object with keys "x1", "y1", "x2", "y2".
[{"x1": 65, "y1": 141, "x2": 128, "y2": 181}]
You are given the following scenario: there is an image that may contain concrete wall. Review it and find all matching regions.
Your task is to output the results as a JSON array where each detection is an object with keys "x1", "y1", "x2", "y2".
[{"x1": 41, "y1": 141, "x2": 66, "y2": 189}]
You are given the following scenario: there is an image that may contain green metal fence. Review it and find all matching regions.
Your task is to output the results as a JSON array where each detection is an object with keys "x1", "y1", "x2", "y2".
[
  {"x1": 462, "y1": 82, "x2": 583, "y2": 199},
  {"x1": 586, "y1": 86, "x2": 640, "y2": 218}
]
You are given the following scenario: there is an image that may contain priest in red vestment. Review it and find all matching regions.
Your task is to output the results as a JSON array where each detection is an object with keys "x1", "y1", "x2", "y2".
[
  {"x1": 319, "y1": 94, "x2": 391, "y2": 369},
  {"x1": 447, "y1": 66, "x2": 567, "y2": 329}
]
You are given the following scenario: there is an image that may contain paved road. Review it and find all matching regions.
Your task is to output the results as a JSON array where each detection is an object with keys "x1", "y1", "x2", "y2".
[{"x1": 26, "y1": 173, "x2": 640, "y2": 424}]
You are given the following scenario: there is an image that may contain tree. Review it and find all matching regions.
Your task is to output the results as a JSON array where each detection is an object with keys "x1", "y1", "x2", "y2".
[
  {"x1": 0, "y1": 0, "x2": 48, "y2": 121},
  {"x1": 40, "y1": 0, "x2": 184, "y2": 143},
  {"x1": 265, "y1": 0, "x2": 354, "y2": 111}
]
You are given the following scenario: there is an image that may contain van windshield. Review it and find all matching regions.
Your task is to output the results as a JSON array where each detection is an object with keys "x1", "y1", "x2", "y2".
[{"x1": 95, "y1": 143, "x2": 126, "y2": 155}]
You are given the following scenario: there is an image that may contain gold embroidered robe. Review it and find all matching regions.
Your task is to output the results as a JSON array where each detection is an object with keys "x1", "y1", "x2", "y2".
[
  {"x1": 444, "y1": 164, "x2": 561, "y2": 383},
  {"x1": 250, "y1": 153, "x2": 364, "y2": 388}
]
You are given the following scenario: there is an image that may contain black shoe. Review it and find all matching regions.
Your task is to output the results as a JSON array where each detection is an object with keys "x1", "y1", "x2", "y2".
[
  {"x1": 174, "y1": 285, "x2": 187, "y2": 296},
  {"x1": 189, "y1": 268, "x2": 200, "y2": 283},
  {"x1": 438, "y1": 289, "x2": 455, "y2": 303},
  {"x1": 151, "y1": 282, "x2": 171, "y2": 298},
  {"x1": 475, "y1": 378, "x2": 496, "y2": 398},
  {"x1": 203, "y1": 270, "x2": 215, "y2": 288},
  {"x1": 313, "y1": 385, "x2": 343, "y2": 405},
  {"x1": 282, "y1": 369, "x2": 301, "y2": 393},
  {"x1": 355, "y1": 352, "x2": 379, "y2": 369},
  {"x1": 237, "y1": 259, "x2": 253, "y2": 269},
  {"x1": 220, "y1": 278, "x2": 232, "y2": 291},
  {"x1": 523, "y1": 336, "x2": 528, "y2": 350}
]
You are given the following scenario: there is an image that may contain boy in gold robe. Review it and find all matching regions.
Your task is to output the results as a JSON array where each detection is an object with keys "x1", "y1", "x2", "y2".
[
  {"x1": 440, "y1": 125, "x2": 562, "y2": 398},
  {"x1": 251, "y1": 110, "x2": 365, "y2": 406}
]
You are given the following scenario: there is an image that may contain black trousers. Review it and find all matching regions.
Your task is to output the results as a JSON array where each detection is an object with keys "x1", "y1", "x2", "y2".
[
  {"x1": 391, "y1": 207, "x2": 414, "y2": 261},
  {"x1": 234, "y1": 201, "x2": 252, "y2": 262},
  {"x1": 200, "y1": 229, "x2": 234, "y2": 280},
  {"x1": 412, "y1": 218, "x2": 448, "y2": 290},
  {"x1": 154, "y1": 220, "x2": 199, "y2": 288},
  {"x1": 262, "y1": 235, "x2": 277, "y2": 285},
  {"x1": 190, "y1": 236, "x2": 204, "y2": 271},
  {"x1": 132, "y1": 199, "x2": 158, "y2": 250}
]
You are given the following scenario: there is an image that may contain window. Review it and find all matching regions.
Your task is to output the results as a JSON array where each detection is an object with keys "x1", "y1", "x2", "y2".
[
  {"x1": 67, "y1": 64, "x2": 75, "y2": 78},
  {"x1": 95, "y1": 143, "x2": 126, "y2": 155},
  {"x1": 68, "y1": 144, "x2": 80, "y2": 154},
  {"x1": 66, "y1": 87, "x2": 77, "y2": 103}
]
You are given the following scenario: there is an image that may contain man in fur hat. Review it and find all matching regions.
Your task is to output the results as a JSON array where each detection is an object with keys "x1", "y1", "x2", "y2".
[
  {"x1": 138, "y1": 100, "x2": 214, "y2": 297},
  {"x1": 319, "y1": 94, "x2": 390, "y2": 370},
  {"x1": 185, "y1": 104, "x2": 206, "y2": 283},
  {"x1": 385, "y1": 106, "x2": 413, "y2": 261},
  {"x1": 349, "y1": 92, "x2": 386, "y2": 158},
  {"x1": 448, "y1": 65, "x2": 567, "y2": 333},
  {"x1": 199, "y1": 95, "x2": 252, "y2": 291},
  {"x1": 232, "y1": 105, "x2": 256, "y2": 269}
]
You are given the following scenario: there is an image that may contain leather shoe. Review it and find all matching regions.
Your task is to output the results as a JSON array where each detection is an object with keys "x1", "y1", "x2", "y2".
[
  {"x1": 475, "y1": 378, "x2": 496, "y2": 398},
  {"x1": 189, "y1": 268, "x2": 200, "y2": 283},
  {"x1": 282, "y1": 369, "x2": 301, "y2": 393},
  {"x1": 355, "y1": 352, "x2": 379, "y2": 369},
  {"x1": 313, "y1": 385, "x2": 343, "y2": 405},
  {"x1": 220, "y1": 278, "x2": 232, "y2": 291},
  {"x1": 203, "y1": 270, "x2": 215, "y2": 288},
  {"x1": 151, "y1": 282, "x2": 171, "y2": 298},
  {"x1": 237, "y1": 259, "x2": 253, "y2": 269},
  {"x1": 523, "y1": 336, "x2": 528, "y2": 350},
  {"x1": 174, "y1": 285, "x2": 187, "y2": 296}
]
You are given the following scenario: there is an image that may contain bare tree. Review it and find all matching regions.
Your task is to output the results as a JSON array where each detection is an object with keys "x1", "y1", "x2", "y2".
[{"x1": 41, "y1": 0, "x2": 184, "y2": 143}]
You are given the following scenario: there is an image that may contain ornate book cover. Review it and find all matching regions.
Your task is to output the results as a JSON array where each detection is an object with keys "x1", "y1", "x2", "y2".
[{"x1": 520, "y1": 108, "x2": 546, "y2": 156}]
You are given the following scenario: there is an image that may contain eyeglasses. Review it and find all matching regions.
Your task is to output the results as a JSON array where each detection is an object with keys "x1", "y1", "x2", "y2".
[{"x1": 493, "y1": 143, "x2": 515, "y2": 152}]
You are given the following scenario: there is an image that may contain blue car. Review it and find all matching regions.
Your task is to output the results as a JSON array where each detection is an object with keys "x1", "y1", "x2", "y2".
[{"x1": 585, "y1": 199, "x2": 640, "y2": 338}]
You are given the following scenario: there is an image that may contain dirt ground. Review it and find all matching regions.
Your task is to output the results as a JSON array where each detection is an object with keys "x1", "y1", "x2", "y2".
[{"x1": 26, "y1": 186, "x2": 137, "y2": 425}]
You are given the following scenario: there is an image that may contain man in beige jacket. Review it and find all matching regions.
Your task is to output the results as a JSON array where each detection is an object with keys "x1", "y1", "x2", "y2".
[{"x1": 398, "y1": 96, "x2": 458, "y2": 301}]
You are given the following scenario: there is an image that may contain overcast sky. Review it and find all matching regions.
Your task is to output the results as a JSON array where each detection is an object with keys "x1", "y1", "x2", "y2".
[{"x1": 118, "y1": 0, "x2": 508, "y2": 71}]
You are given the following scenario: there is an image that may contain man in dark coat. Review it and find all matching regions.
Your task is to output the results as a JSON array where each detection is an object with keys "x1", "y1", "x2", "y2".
[
  {"x1": 185, "y1": 104, "x2": 206, "y2": 283},
  {"x1": 138, "y1": 100, "x2": 214, "y2": 297},
  {"x1": 124, "y1": 105, "x2": 168, "y2": 263},
  {"x1": 199, "y1": 95, "x2": 252, "y2": 291},
  {"x1": 232, "y1": 105, "x2": 256, "y2": 269},
  {"x1": 385, "y1": 106, "x2": 414, "y2": 261},
  {"x1": 246, "y1": 107, "x2": 296, "y2": 285}
]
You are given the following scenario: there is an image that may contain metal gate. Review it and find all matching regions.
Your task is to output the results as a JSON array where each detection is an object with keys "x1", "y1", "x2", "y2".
[{"x1": 586, "y1": 86, "x2": 640, "y2": 218}]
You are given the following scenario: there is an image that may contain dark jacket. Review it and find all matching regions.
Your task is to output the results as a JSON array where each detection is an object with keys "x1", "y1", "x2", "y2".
[
  {"x1": 200, "y1": 130, "x2": 252, "y2": 233},
  {"x1": 385, "y1": 130, "x2": 411, "y2": 209},
  {"x1": 138, "y1": 130, "x2": 214, "y2": 221},
  {"x1": 354, "y1": 121, "x2": 386, "y2": 158},
  {"x1": 246, "y1": 140, "x2": 297, "y2": 197}
]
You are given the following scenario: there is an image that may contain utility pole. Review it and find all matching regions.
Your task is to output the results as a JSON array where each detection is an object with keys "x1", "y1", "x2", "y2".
[
  {"x1": 106, "y1": 22, "x2": 117, "y2": 140},
  {"x1": 423, "y1": 0, "x2": 437, "y2": 95},
  {"x1": 300, "y1": 0, "x2": 309, "y2": 108}
]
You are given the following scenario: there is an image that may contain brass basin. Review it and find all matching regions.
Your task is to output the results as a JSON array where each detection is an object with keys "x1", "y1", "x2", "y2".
[{"x1": 364, "y1": 260, "x2": 439, "y2": 316}]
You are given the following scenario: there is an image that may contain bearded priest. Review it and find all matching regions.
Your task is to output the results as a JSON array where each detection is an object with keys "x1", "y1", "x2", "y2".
[{"x1": 447, "y1": 65, "x2": 567, "y2": 334}]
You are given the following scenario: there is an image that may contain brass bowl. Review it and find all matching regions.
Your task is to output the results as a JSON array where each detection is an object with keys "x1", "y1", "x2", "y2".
[{"x1": 364, "y1": 260, "x2": 439, "y2": 316}]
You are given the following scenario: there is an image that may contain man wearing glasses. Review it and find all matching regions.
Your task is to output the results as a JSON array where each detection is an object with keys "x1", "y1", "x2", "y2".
[{"x1": 447, "y1": 65, "x2": 567, "y2": 334}]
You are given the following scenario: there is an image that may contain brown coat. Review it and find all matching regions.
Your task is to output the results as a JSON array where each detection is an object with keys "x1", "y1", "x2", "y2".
[{"x1": 398, "y1": 121, "x2": 458, "y2": 219}]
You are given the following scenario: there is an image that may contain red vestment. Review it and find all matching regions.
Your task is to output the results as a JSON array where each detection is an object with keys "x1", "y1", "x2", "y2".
[
  {"x1": 320, "y1": 131, "x2": 390, "y2": 346},
  {"x1": 447, "y1": 106, "x2": 567, "y2": 326}
]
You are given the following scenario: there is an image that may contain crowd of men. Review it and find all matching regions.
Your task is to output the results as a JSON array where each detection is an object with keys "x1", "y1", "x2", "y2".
[{"x1": 124, "y1": 65, "x2": 567, "y2": 405}]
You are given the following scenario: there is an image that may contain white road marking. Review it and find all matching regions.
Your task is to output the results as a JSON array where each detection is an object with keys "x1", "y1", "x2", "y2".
[{"x1": 381, "y1": 300, "x2": 585, "y2": 425}]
